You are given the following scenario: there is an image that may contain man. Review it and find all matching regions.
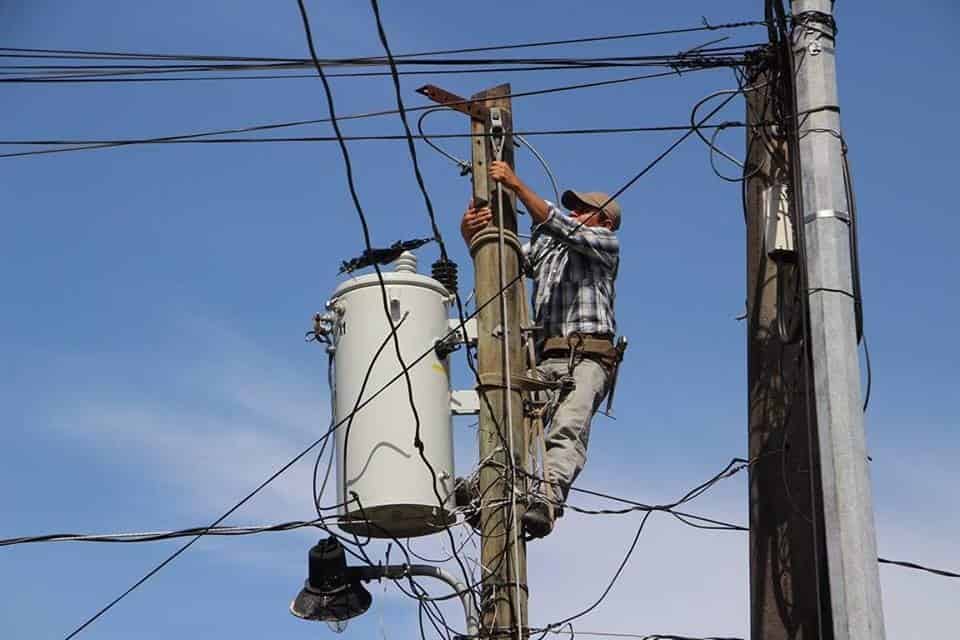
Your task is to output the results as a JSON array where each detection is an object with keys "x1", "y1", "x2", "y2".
[{"x1": 460, "y1": 160, "x2": 622, "y2": 538}]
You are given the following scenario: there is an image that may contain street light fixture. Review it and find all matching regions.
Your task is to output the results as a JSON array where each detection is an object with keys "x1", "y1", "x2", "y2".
[
  {"x1": 290, "y1": 537, "x2": 372, "y2": 622},
  {"x1": 290, "y1": 537, "x2": 479, "y2": 638}
]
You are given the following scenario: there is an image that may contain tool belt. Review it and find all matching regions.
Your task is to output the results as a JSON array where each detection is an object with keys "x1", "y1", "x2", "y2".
[{"x1": 542, "y1": 334, "x2": 620, "y2": 371}]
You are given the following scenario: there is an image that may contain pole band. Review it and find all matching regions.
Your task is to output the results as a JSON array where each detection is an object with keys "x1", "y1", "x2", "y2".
[{"x1": 803, "y1": 208, "x2": 850, "y2": 225}]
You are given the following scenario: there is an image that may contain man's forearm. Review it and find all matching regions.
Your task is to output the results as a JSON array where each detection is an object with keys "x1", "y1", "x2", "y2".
[
  {"x1": 489, "y1": 160, "x2": 551, "y2": 225},
  {"x1": 510, "y1": 178, "x2": 551, "y2": 225}
]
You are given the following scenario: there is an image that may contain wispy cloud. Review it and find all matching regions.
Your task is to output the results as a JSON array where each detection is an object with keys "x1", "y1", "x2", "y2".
[{"x1": 48, "y1": 314, "x2": 330, "y2": 524}]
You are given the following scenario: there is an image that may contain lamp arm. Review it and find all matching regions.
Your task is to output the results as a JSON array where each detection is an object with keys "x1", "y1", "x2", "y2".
[{"x1": 353, "y1": 563, "x2": 479, "y2": 638}]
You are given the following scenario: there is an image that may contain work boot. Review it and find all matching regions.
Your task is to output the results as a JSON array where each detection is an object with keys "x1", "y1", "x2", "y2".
[
  {"x1": 454, "y1": 476, "x2": 481, "y2": 531},
  {"x1": 521, "y1": 498, "x2": 554, "y2": 539}
]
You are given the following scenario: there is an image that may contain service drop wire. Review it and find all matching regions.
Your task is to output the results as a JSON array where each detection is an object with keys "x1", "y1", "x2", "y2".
[{"x1": 312, "y1": 355, "x2": 337, "y2": 513}]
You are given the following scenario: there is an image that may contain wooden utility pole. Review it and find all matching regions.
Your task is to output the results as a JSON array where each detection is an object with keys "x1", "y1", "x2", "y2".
[
  {"x1": 468, "y1": 83, "x2": 530, "y2": 639},
  {"x1": 745, "y1": 59, "x2": 830, "y2": 640}
]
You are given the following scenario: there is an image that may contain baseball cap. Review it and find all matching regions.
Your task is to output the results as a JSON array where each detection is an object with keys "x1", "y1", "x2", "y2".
[{"x1": 561, "y1": 190, "x2": 622, "y2": 230}]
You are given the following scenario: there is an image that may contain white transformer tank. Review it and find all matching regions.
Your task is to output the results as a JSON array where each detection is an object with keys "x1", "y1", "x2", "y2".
[{"x1": 327, "y1": 252, "x2": 456, "y2": 538}]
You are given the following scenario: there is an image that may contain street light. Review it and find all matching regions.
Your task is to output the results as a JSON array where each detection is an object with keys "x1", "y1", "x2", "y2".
[
  {"x1": 290, "y1": 537, "x2": 479, "y2": 638},
  {"x1": 290, "y1": 537, "x2": 372, "y2": 622}
]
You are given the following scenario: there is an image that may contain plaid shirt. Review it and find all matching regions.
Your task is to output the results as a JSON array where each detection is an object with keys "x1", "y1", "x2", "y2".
[{"x1": 523, "y1": 203, "x2": 619, "y2": 339}]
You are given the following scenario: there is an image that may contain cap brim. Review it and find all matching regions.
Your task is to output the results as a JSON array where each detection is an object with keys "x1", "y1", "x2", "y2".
[{"x1": 561, "y1": 190, "x2": 587, "y2": 210}]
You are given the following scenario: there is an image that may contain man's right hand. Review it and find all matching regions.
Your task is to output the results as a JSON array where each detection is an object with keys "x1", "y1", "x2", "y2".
[{"x1": 461, "y1": 199, "x2": 493, "y2": 246}]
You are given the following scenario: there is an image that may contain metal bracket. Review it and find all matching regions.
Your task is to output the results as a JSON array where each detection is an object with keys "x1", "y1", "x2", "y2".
[
  {"x1": 520, "y1": 324, "x2": 542, "y2": 336},
  {"x1": 803, "y1": 208, "x2": 850, "y2": 225},
  {"x1": 764, "y1": 183, "x2": 796, "y2": 256},
  {"x1": 488, "y1": 107, "x2": 506, "y2": 161},
  {"x1": 416, "y1": 84, "x2": 490, "y2": 122},
  {"x1": 451, "y1": 390, "x2": 480, "y2": 416},
  {"x1": 447, "y1": 317, "x2": 477, "y2": 346}
]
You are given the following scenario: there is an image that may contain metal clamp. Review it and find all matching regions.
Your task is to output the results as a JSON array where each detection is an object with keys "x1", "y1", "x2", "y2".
[
  {"x1": 488, "y1": 107, "x2": 506, "y2": 162},
  {"x1": 803, "y1": 208, "x2": 850, "y2": 225}
]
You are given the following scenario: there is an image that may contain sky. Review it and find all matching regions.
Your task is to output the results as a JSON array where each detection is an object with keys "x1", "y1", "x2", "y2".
[{"x1": 1, "y1": 1, "x2": 957, "y2": 638}]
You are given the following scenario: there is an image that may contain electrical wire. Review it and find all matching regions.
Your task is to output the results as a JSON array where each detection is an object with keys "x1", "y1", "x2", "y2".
[
  {"x1": 417, "y1": 108, "x2": 472, "y2": 174},
  {"x1": 365, "y1": 0, "x2": 486, "y2": 620},
  {"x1": 7, "y1": 503, "x2": 955, "y2": 585},
  {"x1": 533, "y1": 510, "x2": 653, "y2": 638},
  {"x1": 312, "y1": 355, "x2": 338, "y2": 513},
  {"x1": 0, "y1": 61, "x2": 744, "y2": 85},
  {"x1": 56, "y1": 425, "x2": 344, "y2": 639},
  {"x1": 777, "y1": 10, "x2": 830, "y2": 635},
  {"x1": 514, "y1": 134, "x2": 562, "y2": 206},
  {"x1": 488, "y1": 107, "x2": 526, "y2": 640},
  {"x1": 0, "y1": 65, "x2": 724, "y2": 160},
  {"x1": 28, "y1": 10, "x2": 884, "y2": 640},
  {"x1": 543, "y1": 630, "x2": 744, "y2": 640},
  {"x1": 46, "y1": 79, "x2": 740, "y2": 631},
  {"x1": 0, "y1": 47, "x2": 759, "y2": 85},
  {"x1": 0, "y1": 519, "x2": 333, "y2": 546},
  {"x1": 0, "y1": 22, "x2": 766, "y2": 66},
  {"x1": 338, "y1": 311, "x2": 411, "y2": 528},
  {"x1": 0, "y1": 122, "x2": 756, "y2": 152},
  {"x1": 556, "y1": 81, "x2": 745, "y2": 236},
  {"x1": 52, "y1": 248, "x2": 526, "y2": 637},
  {"x1": 0, "y1": 47, "x2": 757, "y2": 71},
  {"x1": 877, "y1": 558, "x2": 960, "y2": 579}
]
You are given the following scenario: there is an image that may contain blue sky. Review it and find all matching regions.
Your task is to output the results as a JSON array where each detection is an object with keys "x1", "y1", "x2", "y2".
[{"x1": 1, "y1": 1, "x2": 957, "y2": 638}]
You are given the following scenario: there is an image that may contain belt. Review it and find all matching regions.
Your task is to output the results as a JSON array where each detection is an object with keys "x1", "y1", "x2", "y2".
[{"x1": 542, "y1": 333, "x2": 617, "y2": 366}]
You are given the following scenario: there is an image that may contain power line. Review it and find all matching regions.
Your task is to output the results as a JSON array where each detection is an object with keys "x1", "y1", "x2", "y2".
[
  {"x1": 0, "y1": 520, "x2": 329, "y2": 546},
  {"x1": 0, "y1": 66, "x2": 724, "y2": 160},
  {"x1": 35, "y1": 25, "x2": 789, "y2": 639},
  {"x1": 0, "y1": 20, "x2": 766, "y2": 66},
  {"x1": 57, "y1": 429, "x2": 341, "y2": 639},
  {"x1": 0, "y1": 45, "x2": 759, "y2": 74},
  {"x1": 543, "y1": 630, "x2": 744, "y2": 640},
  {"x1": 0, "y1": 59, "x2": 746, "y2": 84},
  {"x1": 7, "y1": 516, "x2": 957, "y2": 583},
  {"x1": 878, "y1": 558, "x2": 960, "y2": 579},
  {"x1": 0, "y1": 62, "x2": 736, "y2": 84},
  {"x1": 0, "y1": 123, "x2": 753, "y2": 148}
]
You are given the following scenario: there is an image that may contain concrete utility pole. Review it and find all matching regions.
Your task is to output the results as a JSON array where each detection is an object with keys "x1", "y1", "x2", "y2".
[
  {"x1": 745, "y1": 59, "x2": 829, "y2": 640},
  {"x1": 467, "y1": 83, "x2": 530, "y2": 639},
  {"x1": 790, "y1": 3, "x2": 886, "y2": 638}
]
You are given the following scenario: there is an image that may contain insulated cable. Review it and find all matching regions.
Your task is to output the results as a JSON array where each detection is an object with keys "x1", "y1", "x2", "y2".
[
  {"x1": 0, "y1": 122, "x2": 755, "y2": 153},
  {"x1": 366, "y1": 0, "x2": 487, "y2": 617},
  {"x1": 0, "y1": 20, "x2": 766, "y2": 64},
  {"x1": 0, "y1": 66, "x2": 723, "y2": 160},
  {"x1": 514, "y1": 133, "x2": 562, "y2": 206},
  {"x1": 488, "y1": 106, "x2": 525, "y2": 640}
]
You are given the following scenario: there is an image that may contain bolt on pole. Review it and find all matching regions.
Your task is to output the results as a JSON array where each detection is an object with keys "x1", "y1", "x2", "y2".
[{"x1": 790, "y1": 3, "x2": 886, "y2": 638}]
